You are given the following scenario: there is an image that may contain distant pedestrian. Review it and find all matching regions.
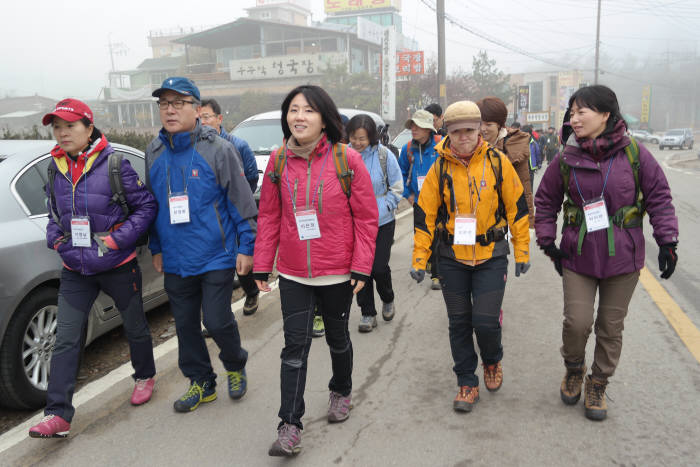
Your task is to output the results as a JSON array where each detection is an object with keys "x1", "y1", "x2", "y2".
[
  {"x1": 521, "y1": 124, "x2": 542, "y2": 193},
  {"x1": 146, "y1": 77, "x2": 257, "y2": 413},
  {"x1": 424, "y1": 102, "x2": 447, "y2": 136},
  {"x1": 535, "y1": 85, "x2": 679, "y2": 421},
  {"x1": 254, "y1": 85, "x2": 378, "y2": 457},
  {"x1": 199, "y1": 98, "x2": 260, "y2": 316},
  {"x1": 347, "y1": 114, "x2": 404, "y2": 332},
  {"x1": 410, "y1": 100, "x2": 530, "y2": 413},
  {"x1": 29, "y1": 99, "x2": 157, "y2": 439}
]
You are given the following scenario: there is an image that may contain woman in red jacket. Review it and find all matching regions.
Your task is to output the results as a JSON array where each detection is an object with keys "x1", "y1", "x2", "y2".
[{"x1": 254, "y1": 85, "x2": 378, "y2": 457}]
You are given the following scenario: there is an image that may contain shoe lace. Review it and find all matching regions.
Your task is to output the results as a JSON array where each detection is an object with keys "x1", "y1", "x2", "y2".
[
  {"x1": 314, "y1": 316, "x2": 323, "y2": 328},
  {"x1": 278, "y1": 424, "x2": 299, "y2": 446},
  {"x1": 565, "y1": 370, "x2": 583, "y2": 393},
  {"x1": 181, "y1": 382, "x2": 202, "y2": 401},
  {"x1": 135, "y1": 378, "x2": 149, "y2": 390},
  {"x1": 588, "y1": 381, "x2": 606, "y2": 405},
  {"x1": 39, "y1": 415, "x2": 56, "y2": 423},
  {"x1": 228, "y1": 372, "x2": 242, "y2": 391},
  {"x1": 329, "y1": 392, "x2": 347, "y2": 412}
]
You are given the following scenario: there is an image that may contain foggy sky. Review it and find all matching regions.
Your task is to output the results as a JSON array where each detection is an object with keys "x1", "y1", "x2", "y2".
[{"x1": 2, "y1": 0, "x2": 698, "y2": 100}]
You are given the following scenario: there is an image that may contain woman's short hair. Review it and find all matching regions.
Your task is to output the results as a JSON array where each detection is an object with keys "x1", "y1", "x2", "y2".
[
  {"x1": 346, "y1": 114, "x2": 379, "y2": 146},
  {"x1": 476, "y1": 97, "x2": 508, "y2": 128},
  {"x1": 281, "y1": 85, "x2": 344, "y2": 145}
]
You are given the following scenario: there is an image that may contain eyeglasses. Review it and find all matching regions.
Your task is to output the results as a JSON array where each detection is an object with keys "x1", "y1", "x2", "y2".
[
  {"x1": 156, "y1": 99, "x2": 197, "y2": 110},
  {"x1": 199, "y1": 113, "x2": 217, "y2": 120}
]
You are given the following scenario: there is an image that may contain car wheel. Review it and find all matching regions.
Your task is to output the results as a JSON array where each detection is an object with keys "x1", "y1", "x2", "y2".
[{"x1": 0, "y1": 287, "x2": 59, "y2": 409}]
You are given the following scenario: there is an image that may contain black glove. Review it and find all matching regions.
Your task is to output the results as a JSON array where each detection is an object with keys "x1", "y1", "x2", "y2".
[
  {"x1": 658, "y1": 243, "x2": 678, "y2": 280},
  {"x1": 541, "y1": 243, "x2": 569, "y2": 277},
  {"x1": 515, "y1": 262, "x2": 530, "y2": 277},
  {"x1": 409, "y1": 268, "x2": 426, "y2": 284}
]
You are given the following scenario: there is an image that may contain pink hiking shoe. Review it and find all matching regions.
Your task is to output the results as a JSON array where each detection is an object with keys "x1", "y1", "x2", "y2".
[
  {"x1": 327, "y1": 391, "x2": 353, "y2": 423},
  {"x1": 131, "y1": 378, "x2": 155, "y2": 405},
  {"x1": 29, "y1": 415, "x2": 70, "y2": 438}
]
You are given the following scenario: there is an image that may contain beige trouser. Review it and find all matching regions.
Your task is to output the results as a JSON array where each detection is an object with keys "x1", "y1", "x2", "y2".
[{"x1": 561, "y1": 268, "x2": 640, "y2": 382}]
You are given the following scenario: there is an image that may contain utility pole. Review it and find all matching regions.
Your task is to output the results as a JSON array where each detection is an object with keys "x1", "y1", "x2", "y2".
[
  {"x1": 594, "y1": 0, "x2": 601, "y2": 84},
  {"x1": 437, "y1": 0, "x2": 446, "y2": 108}
]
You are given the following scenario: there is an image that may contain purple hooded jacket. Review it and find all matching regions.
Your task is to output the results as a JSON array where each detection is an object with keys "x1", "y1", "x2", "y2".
[
  {"x1": 535, "y1": 130, "x2": 678, "y2": 279},
  {"x1": 46, "y1": 136, "x2": 157, "y2": 275}
]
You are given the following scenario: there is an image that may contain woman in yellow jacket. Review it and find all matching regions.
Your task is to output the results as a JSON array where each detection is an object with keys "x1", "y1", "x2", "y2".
[{"x1": 410, "y1": 101, "x2": 530, "y2": 412}]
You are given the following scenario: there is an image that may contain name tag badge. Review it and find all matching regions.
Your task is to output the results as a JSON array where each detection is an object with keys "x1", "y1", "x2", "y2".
[
  {"x1": 71, "y1": 216, "x2": 91, "y2": 247},
  {"x1": 453, "y1": 214, "x2": 477, "y2": 245},
  {"x1": 583, "y1": 197, "x2": 610, "y2": 232},
  {"x1": 295, "y1": 209, "x2": 321, "y2": 240},
  {"x1": 417, "y1": 176, "x2": 426, "y2": 192},
  {"x1": 169, "y1": 193, "x2": 190, "y2": 224}
]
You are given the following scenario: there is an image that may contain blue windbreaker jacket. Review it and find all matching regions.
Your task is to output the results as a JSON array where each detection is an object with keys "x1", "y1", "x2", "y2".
[{"x1": 220, "y1": 127, "x2": 259, "y2": 193}]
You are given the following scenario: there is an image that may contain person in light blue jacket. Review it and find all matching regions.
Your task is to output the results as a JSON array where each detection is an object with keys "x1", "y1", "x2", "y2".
[{"x1": 347, "y1": 114, "x2": 404, "y2": 332}]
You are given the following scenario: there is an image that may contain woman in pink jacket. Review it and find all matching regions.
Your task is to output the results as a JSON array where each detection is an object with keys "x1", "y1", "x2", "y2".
[{"x1": 254, "y1": 85, "x2": 378, "y2": 457}]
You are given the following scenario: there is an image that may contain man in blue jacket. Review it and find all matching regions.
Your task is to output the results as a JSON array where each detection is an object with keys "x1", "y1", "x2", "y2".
[
  {"x1": 145, "y1": 77, "x2": 257, "y2": 412},
  {"x1": 199, "y1": 98, "x2": 260, "y2": 316}
]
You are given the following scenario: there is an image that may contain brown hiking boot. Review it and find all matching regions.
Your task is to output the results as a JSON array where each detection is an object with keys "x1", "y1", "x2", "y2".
[
  {"x1": 560, "y1": 364, "x2": 587, "y2": 405},
  {"x1": 483, "y1": 362, "x2": 503, "y2": 392},
  {"x1": 584, "y1": 375, "x2": 608, "y2": 421},
  {"x1": 453, "y1": 385, "x2": 479, "y2": 412}
]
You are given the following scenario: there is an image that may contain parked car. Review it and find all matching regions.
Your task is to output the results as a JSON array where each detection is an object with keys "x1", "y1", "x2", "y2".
[
  {"x1": 659, "y1": 128, "x2": 694, "y2": 150},
  {"x1": 0, "y1": 140, "x2": 167, "y2": 410},
  {"x1": 392, "y1": 128, "x2": 412, "y2": 152},
  {"x1": 231, "y1": 108, "x2": 387, "y2": 201},
  {"x1": 629, "y1": 129, "x2": 659, "y2": 144}
]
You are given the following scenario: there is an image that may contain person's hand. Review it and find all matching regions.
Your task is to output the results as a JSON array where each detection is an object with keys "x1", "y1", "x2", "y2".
[
  {"x1": 350, "y1": 279, "x2": 365, "y2": 294},
  {"x1": 236, "y1": 254, "x2": 253, "y2": 275},
  {"x1": 255, "y1": 280, "x2": 271, "y2": 292},
  {"x1": 658, "y1": 243, "x2": 678, "y2": 279},
  {"x1": 410, "y1": 268, "x2": 425, "y2": 283},
  {"x1": 541, "y1": 243, "x2": 569, "y2": 276},
  {"x1": 407, "y1": 194, "x2": 415, "y2": 205},
  {"x1": 152, "y1": 253, "x2": 163, "y2": 274},
  {"x1": 515, "y1": 262, "x2": 530, "y2": 277}
]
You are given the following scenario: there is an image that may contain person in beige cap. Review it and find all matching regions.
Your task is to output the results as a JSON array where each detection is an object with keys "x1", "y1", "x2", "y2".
[
  {"x1": 409, "y1": 100, "x2": 530, "y2": 413},
  {"x1": 398, "y1": 109, "x2": 443, "y2": 289}
]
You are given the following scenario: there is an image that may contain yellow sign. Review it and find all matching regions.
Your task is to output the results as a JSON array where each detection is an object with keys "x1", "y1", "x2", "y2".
[
  {"x1": 325, "y1": 0, "x2": 395, "y2": 14},
  {"x1": 641, "y1": 85, "x2": 651, "y2": 123}
]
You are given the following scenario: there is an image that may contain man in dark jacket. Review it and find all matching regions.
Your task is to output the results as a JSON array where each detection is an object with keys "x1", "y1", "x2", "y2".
[
  {"x1": 199, "y1": 98, "x2": 260, "y2": 316},
  {"x1": 146, "y1": 77, "x2": 257, "y2": 413}
]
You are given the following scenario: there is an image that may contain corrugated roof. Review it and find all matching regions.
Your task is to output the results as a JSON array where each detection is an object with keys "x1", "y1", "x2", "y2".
[{"x1": 136, "y1": 56, "x2": 184, "y2": 71}]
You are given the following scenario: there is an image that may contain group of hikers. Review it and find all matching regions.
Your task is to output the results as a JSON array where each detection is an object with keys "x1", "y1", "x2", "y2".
[{"x1": 30, "y1": 77, "x2": 679, "y2": 457}]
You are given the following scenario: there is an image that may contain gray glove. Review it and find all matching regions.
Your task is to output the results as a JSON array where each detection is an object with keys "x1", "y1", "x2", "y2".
[
  {"x1": 515, "y1": 262, "x2": 531, "y2": 277},
  {"x1": 410, "y1": 268, "x2": 426, "y2": 283}
]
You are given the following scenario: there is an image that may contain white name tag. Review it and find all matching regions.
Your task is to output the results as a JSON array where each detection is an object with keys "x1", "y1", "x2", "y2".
[
  {"x1": 295, "y1": 209, "x2": 321, "y2": 240},
  {"x1": 583, "y1": 197, "x2": 610, "y2": 232},
  {"x1": 71, "y1": 216, "x2": 91, "y2": 247},
  {"x1": 169, "y1": 193, "x2": 190, "y2": 224},
  {"x1": 417, "y1": 176, "x2": 426, "y2": 192},
  {"x1": 453, "y1": 215, "x2": 477, "y2": 245}
]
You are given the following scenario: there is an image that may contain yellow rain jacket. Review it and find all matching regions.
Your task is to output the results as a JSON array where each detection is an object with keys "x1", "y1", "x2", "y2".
[{"x1": 412, "y1": 137, "x2": 530, "y2": 269}]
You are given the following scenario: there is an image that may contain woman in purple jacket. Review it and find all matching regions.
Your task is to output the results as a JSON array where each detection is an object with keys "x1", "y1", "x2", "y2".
[
  {"x1": 534, "y1": 86, "x2": 678, "y2": 421},
  {"x1": 28, "y1": 99, "x2": 157, "y2": 439}
]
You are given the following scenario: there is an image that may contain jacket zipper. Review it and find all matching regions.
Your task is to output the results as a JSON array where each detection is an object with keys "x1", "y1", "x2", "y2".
[
  {"x1": 306, "y1": 158, "x2": 312, "y2": 278},
  {"x1": 318, "y1": 181, "x2": 324, "y2": 214},
  {"x1": 213, "y1": 201, "x2": 228, "y2": 253}
]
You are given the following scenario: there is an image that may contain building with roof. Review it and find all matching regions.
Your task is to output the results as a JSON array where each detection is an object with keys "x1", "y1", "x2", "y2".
[{"x1": 0, "y1": 96, "x2": 56, "y2": 135}]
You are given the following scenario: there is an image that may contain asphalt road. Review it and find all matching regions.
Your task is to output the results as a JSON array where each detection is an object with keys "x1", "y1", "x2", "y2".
[{"x1": 1, "y1": 146, "x2": 699, "y2": 466}]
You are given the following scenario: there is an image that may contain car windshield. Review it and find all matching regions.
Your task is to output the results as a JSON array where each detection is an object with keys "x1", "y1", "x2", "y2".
[
  {"x1": 232, "y1": 119, "x2": 284, "y2": 154},
  {"x1": 392, "y1": 129, "x2": 412, "y2": 150},
  {"x1": 666, "y1": 130, "x2": 684, "y2": 136}
]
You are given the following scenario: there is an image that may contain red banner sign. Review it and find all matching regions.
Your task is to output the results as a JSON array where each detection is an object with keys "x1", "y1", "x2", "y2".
[{"x1": 396, "y1": 51, "x2": 424, "y2": 76}]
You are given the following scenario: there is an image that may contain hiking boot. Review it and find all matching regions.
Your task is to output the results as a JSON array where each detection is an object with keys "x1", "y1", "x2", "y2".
[
  {"x1": 431, "y1": 277, "x2": 441, "y2": 290},
  {"x1": 28, "y1": 415, "x2": 70, "y2": 438},
  {"x1": 453, "y1": 385, "x2": 479, "y2": 412},
  {"x1": 268, "y1": 423, "x2": 302, "y2": 457},
  {"x1": 227, "y1": 368, "x2": 247, "y2": 400},
  {"x1": 560, "y1": 364, "x2": 587, "y2": 405},
  {"x1": 243, "y1": 294, "x2": 259, "y2": 316},
  {"x1": 358, "y1": 315, "x2": 377, "y2": 333},
  {"x1": 381, "y1": 301, "x2": 395, "y2": 321},
  {"x1": 483, "y1": 362, "x2": 503, "y2": 392},
  {"x1": 312, "y1": 315, "x2": 325, "y2": 337},
  {"x1": 328, "y1": 391, "x2": 353, "y2": 423},
  {"x1": 173, "y1": 381, "x2": 217, "y2": 413},
  {"x1": 584, "y1": 375, "x2": 608, "y2": 421},
  {"x1": 131, "y1": 377, "x2": 155, "y2": 405}
]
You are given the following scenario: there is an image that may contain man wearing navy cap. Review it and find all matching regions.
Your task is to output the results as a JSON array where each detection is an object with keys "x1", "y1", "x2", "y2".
[{"x1": 145, "y1": 77, "x2": 257, "y2": 412}]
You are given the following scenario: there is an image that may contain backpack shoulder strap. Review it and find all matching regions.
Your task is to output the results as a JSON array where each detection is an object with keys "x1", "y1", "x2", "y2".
[
  {"x1": 268, "y1": 145, "x2": 287, "y2": 185},
  {"x1": 333, "y1": 143, "x2": 353, "y2": 198},
  {"x1": 377, "y1": 145, "x2": 389, "y2": 189},
  {"x1": 487, "y1": 148, "x2": 506, "y2": 223},
  {"x1": 108, "y1": 152, "x2": 129, "y2": 222},
  {"x1": 624, "y1": 136, "x2": 643, "y2": 209},
  {"x1": 46, "y1": 162, "x2": 62, "y2": 228},
  {"x1": 559, "y1": 155, "x2": 571, "y2": 198}
]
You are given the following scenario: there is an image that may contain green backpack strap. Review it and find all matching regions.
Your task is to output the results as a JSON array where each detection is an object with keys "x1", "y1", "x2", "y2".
[
  {"x1": 624, "y1": 136, "x2": 643, "y2": 211},
  {"x1": 268, "y1": 145, "x2": 287, "y2": 185},
  {"x1": 333, "y1": 143, "x2": 353, "y2": 198}
]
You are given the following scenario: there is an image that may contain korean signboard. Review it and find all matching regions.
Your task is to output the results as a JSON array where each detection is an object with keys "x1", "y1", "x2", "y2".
[
  {"x1": 381, "y1": 27, "x2": 396, "y2": 121},
  {"x1": 325, "y1": 0, "x2": 397, "y2": 14},
  {"x1": 641, "y1": 85, "x2": 651, "y2": 123},
  {"x1": 229, "y1": 53, "x2": 346, "y2": 81},
  {"x1": 396, "y1": 51, "x2": 424, "y2": 76},
  {"x1": 526, "y1": 112, "x2": 549, "y2": 123},
  {"x1": 517, "y1": 86, "x2": 530, "y2": 114}
]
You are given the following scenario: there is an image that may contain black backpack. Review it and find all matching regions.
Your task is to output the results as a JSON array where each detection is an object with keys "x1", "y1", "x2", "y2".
[{"x1": 47, "y1": 153, "x2": 149, "y2": 248}]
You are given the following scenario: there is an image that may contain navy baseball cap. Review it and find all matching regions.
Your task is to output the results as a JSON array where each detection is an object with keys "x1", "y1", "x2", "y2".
[{"x1": 152, "y1": 77, "x2": 200, "y2": 101}]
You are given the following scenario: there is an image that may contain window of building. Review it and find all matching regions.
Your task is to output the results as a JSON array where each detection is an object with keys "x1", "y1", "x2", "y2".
[
  {"x1": 528, "y1": 81, "x2": 544, "y2": 112},
  {"x1": 303, "y1": 39, "x2": 320, "y2": 53},
  {"x1": 321, "y1": 38, "x2": 338, "y2": 52},
  {"x1": 285, "y1": 40, "x2": 301, "y2": 55},
  {"x1": 266, "y1": 42, "x2": 284, "y2": 56}
]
